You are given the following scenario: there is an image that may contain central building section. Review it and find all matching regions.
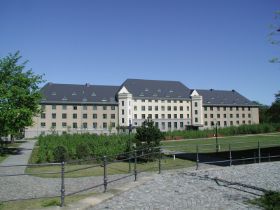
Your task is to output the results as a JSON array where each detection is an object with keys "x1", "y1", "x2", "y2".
[{"x1": 117, "y1": 79, "x2": 200, "y2": 131}]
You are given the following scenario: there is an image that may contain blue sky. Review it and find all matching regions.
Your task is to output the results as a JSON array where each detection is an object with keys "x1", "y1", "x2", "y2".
[{"x1": 0, "y1": 0, "x2": 279, "y2": 105}]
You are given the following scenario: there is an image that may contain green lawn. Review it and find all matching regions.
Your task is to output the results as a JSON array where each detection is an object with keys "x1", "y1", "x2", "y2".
[
  {"x1": 161, "y1": 133, "x2": 280, "y2": 153},
  {"x1": 25, "y1": 157, "x2": 195, "y2": 178}
]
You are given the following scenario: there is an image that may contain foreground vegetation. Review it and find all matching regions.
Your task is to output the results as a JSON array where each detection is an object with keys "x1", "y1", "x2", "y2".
[{"x1": 249, "y1": 191, "x2": 280, "y2": 210}]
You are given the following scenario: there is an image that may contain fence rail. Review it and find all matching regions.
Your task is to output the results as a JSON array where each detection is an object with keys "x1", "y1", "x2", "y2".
[{"x1": 1, "y1": 139, "x2": 280, "y2": 207}]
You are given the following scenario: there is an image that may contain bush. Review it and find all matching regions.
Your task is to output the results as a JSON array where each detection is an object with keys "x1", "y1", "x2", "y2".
[
  {"x1": 250, "y1": 191, "x2": 280, "y2": 210},
  {"x1": 53, "y1": 146, "x2": 69, "y2": 162},
  {"x1": 76, "y1": 143, "x2": 91, "y2": 160}
]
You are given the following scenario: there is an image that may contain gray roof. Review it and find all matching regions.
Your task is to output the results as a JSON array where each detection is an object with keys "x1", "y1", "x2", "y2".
[
  {"x1": 40, "y1": 83, "x2": 119, "y2": 104},
  {"x1": 196, "y1": 89, "x2": 257, "y2": 106},
  {"x1": 120, "y1": 79, "x2": 191, "y2": 99}
]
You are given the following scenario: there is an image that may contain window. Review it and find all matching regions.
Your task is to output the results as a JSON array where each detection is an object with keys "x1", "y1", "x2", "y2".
[
  {"x1": 73, "y1": 113, "x2": 77, "y2": 119},
  {"x1": 236, "y1": 114, "x2": 239, "y2": 118},
  {"x1": 195, "y1": 110, "x2": 198, "y2": 115},
  {"x1": 224, "y1": 114, "x2": 226, "y2": 118},
  {"x1": 93, "y1": 123, "x2": 97, "y2": 128},
  {"x1": 142, "y1": 114, "x2": 145, "y2": 119},
  {"x1": 155, "y1": 100, "x2": 158, "y2": 103},
  {"x1": 103, "y1": 114, "x2": 107, "y2": 119},
  {"x1": 180, "y1": 100, "x2": 183, "y2": 103},
  {"x1": 174, "y1": 122, "x2": 177, "y2": 128},
  {"x1": 52, "y1": 105, "x2": 56, "y2": 110},
  {"x1": 141, "y1": 99, "x2": 145, "y2": 102},
  {"x1": 41, "y1": 105, "x2": 46, "y2": 111},
  {"x1": 122, "y1": 109, "x2": 125, "y2": 115},
  {"x1": 167, "y1": 106, "x2": 171, "y2": 111},
  {"x1": 83, "y1": 105, "x2": 87, "y2": 110},
  {"x1": 242, "y1": 120, "x2": 246, "y2": 124},
  {"x1": 111, "y1": 106, "x2": 115, "y2": 110},
  {"x1": 161, "y1": 122, "x2": 165, "y2": 129},
  {"x1": 111, "y1": 122, "x2": 116, "y2": 128},
  {"x1": 122, "y1": 118, "x2": 125, "y2": 123},
  {"x1": 103, "y1": 123, "x2": 107, "y2": 129},
  {"x1": 223, "y1": 107, "x2": 226, "y2": 111},
  {"x1": 161, "y1": 106, "x2": 165, "y2": 111},
  {"x1": 111, "y1": 114, "x2": 115, "y2": 119},
  {"x1": 187, "y1": 106, "x2": 190, "y2": 111},
  {"x1": 62, "y1": 105, "x2": 67, "y2": 110},
  {"x1": 134, "y1": 106, "x2": 137, "y2": 111},
  {"x1": 180, "y1": 122, "x2": 184, "y2": 128},
  {"x1": 161, "y1": 114, "x2": 165, "y2": 119},
  {"x1": 73, "y1": 105, "x2": 77, "y2": 110},
  {"x1": 41, "y1": 113, "x2": 46, "y2": 119},
  {"x1": 230, "y1": 107, "x2": 233, "y2": 111},
  {"x1": 103, "y1": 106, "x2": 107, "y2": 110},
  {"x1": 248, "y1": 120, "x2": 251, "y2": 124},
  {"x1": 204, "y1": 114, "x2": 207, "y2": 118},
  {"x1": 242, "y1": 107, "x2": 245, "y2": 111},
  {"x1": 217, "y1": 107, "x2": 220, "y2": 111},
  {"x1": 148, "y1": 106, "x2": 152, "y2": 111},
  {"x1": 174, "y1": 114, "x2": 177, "y2": 119},
  {"x1": 62, "y1": 122, "x2": 67, "y2": 127},
  {"x1": 230, "y1": 114, "x2": 233, "y2": 118},
  {"x1": 73, "y1": 123, "x2": 77, "y2": 129},
  {"x1": 195, "y1": 118, "x2": 198, "y2": 123},
  {"x1": 174, "y1": 100, "x2": 177, "y2": 103},
  {"x1": 148, "y1": 114, "x2": 152, "y2": 119},
  {"x1": 195, "y1": 102, "x2": 198, "y2": 107},
  {"x1": 211, "y1": 121, "x2": 214, "y2": 126},
  {"x1": 236, "y1": 107, "x2": 239, "y2": 111},
  {"x1": 134, "y1": 114, "x2": 137, "y2": 119},
  {"x1": 93, "y1": 114, "x2": 97, "y2": 119},
  {"x1": 248, "y1": 107, "x2": 251, "y2": 111},
  {"x1": 180, "y1": 106, "x2": 183, "y2": 111},
  {"x1": 173, "y1": 106, "x2": 177, "y2": 111},
  {"x1": 83, "y1": 123, "x2": 87, "y2": 129},
  {"x1": 210, "y1": 107, "x2": 213, "y2": 111},
  {"x1": 168, "y1": 114, "x2": 171, "y2": 119},
  {"x1": 248, "y1": 114, "x2": 251, "y2": 118},
  {"x1": 167, "y1": 100, "x2": 171, "y2": 103},
  {"x1": 180, "y1": 114, "x2": 183, "y2": 119},
  {"x1": 187, "y1": 114, "x2": 190, "y2": 118},
  {"x1": 217, "y1": 121, "x2": 220, "y2": 126},
  {"x1": 168, "y1": 122, "x2": 172, "y2": 128},
  {"x1": 155, "y1": 122, "x2": 159, "y2": 128},
  {"x1": 236, "y1": 121, "x2": 240, "y2": 125},
  {"x1": 122, "y1": 101, "x2": 124, "y2": 106},
  {"x1": 52, "y1": 113, "x2": 56, "y2": 119},
  {"x1": 51, "y1": 122, "x2": 56, "y2": 127},
  {"x1": 83, "y1": 114, "x2": 87, "y2": 119},
  {"x1": 93, "y1": 105, "x2": 97, "y2": 110},
  {"x1": 217, "y1": 114, "x2": 220, "y2": 118},
  {"x1": 204, "y1": 107, "x2": 207, "y2": 111},
  {"x1": 155, "y1": 114, "x2": 159, "y2": 119},
  {"x1": 41, "y1": 122, "x2": 46, "y2": 127},
  {"x1": 230, "y1": 121, "x2": 233, "y2": 126},
  {"x1": 155, "y1": 106, "x2": 159, "y2": 111},
  {"x1": 242, "y1": 114, "x2": 245, "y2": 118},
  {"x1": 62, "y1": 113, "x2": 67, "y2": 119},
  {"x1": 141, "y1": 106, "x2": 145, "y2": 111},
  {"x1": 224, "y1": 121, "x2": 227, "y2": 126},
  {"x1": 210, "y1": 114, "x2": 213, "y2": 118}
]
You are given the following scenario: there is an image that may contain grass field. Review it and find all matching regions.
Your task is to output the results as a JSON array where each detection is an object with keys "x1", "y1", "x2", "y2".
[
  {"x1": 25, "y1": 156, "x2": 195, "y2": 178},
  {"x1": 161, "y1": 133, "x2": 280, "y2": 153}
]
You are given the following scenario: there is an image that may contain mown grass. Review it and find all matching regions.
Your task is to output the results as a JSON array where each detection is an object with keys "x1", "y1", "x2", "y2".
[
  {"x1": 25, "y1": 156, "x2": 195, "y2": 178},
  {"x1": 0, "y1": 192, "x2": 99, "y2": 210},
  {"x1": 161, "y1": 133, "x2": 280, "y2": 153}
]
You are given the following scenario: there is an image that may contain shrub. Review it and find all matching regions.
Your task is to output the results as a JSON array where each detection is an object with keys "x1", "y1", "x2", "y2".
[
  {"x1": 250, "y1": 191, "x2": 280, "y2": 210},
  {"x1": 53, "y1": 146, "x2": 69, "y2": 162}
]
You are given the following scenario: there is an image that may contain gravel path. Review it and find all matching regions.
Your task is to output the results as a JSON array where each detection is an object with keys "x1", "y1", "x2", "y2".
[{"x1": 91, "y1": 162, "x2": 280, "y2": 210}]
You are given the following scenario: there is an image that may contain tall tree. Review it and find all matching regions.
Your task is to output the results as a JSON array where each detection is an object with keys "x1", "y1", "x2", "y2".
[
  {"x1": 0, "y1": 52, "x2": 44, "y2": 140},
  {"x1": 268, "y1": 91, "x2": 280, "y2": 123}
]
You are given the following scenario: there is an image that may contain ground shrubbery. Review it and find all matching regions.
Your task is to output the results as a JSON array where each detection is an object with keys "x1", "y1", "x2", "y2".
[
  {"x1": 164, "y1": 123, "x2": 280, "y2": 140},
  {"x1": 35, "y1": 133, "x2": 130, "y2": 163}
]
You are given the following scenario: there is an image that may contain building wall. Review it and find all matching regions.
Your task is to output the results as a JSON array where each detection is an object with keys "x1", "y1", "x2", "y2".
[
  {"x1": 25, "y1": 104, "x2": 118, "y2": 138},
  {"x1": 202, "y1": 106, "x2": 259, "y2": 128},
  {"x1": 131, "y1": 98, "x2": 192, "y2": 131}
]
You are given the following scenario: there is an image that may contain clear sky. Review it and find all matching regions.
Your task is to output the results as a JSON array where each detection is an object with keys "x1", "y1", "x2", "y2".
[{"x1": 0, "y1": 0, "x2": 279, "y2": 105}]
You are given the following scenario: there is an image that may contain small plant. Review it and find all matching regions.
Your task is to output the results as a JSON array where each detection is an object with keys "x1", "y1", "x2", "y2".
[
  {"x1": 250, "y1": 191, "x2": 280, "y2": 210},
  {"x1": 53, "y1": 146, "x2": 69, "y2": 162},
  {"x1": 41, "y1": 199, "x2": 60, "y2": 207}
]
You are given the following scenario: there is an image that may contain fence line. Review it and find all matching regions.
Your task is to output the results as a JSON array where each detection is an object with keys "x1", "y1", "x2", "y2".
[{"x1": 1, "y1": 140, "x2": 280, "y2": 206}]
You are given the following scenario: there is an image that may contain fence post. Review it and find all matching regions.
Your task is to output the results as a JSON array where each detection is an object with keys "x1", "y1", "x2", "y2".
[
  {"x1": 258, "y1": 140, "x2": 261, "y2": 163},
  {"x1": 158, "y1": 149, "x2": 162, "y2": 174},
  {"x1": 268, "y1": 153, "x2": 271, "y2": 162},
  {"x1": 196, "y1": 145, "x2": 199, "y2": 170},
  {"x1": 134, "y1": 150, "x2": 137, "y2": 181},
  {"x1": 129, "y1": 151, "x2": 131, "y2": 173},
  {"x1": 229, "y1": 144, "x2": 232, "y2": 167},
  {"x1": 254, "y1": 152, "x2": 256, "y2": 163},
  {"x1": 103, "y1": 156, "x2": 108, "y2": 192},
  {"x1": 60, "y1": 161, "x2": 65, "y2": 207}
]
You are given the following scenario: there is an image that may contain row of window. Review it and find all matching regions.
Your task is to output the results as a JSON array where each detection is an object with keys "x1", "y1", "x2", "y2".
[
  {"x1": 134, "y1": 106, "x2": 190, "y2": 112},
  {"x1": 204, "y1": 113, "x2": 251, "y2": 119},
  {"x1": 134, "y1": 113, "x2": 191, "y2": 119},
  {"x1": 42, "y1": 113, "x2": 116, "y2": 119},
  {"x1": 46, "y1": 105, "x2": 117, "y2": 111},
  {"x1": 135, "y1": 99, "x2": 190, "y2": 104},
  {"x1": 204, "y1": 120, "x2": 252, "y2": 126},
  {"x1": 41, "y1": 122, "x2": 115, "y2": 129},
  {"x1": 204, "y1": 106, "x2": 251, "y2": 111}
]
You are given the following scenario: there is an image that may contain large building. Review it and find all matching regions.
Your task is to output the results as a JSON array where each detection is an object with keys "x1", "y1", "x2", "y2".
[{"x1": 25, "y1": 79, "x2": 259, "y2": 138}]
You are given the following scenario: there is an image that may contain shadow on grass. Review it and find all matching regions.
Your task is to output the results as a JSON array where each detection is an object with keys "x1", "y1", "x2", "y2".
[
  {"x1": 173, "y1": 146, "x2": 280, "y2": 167},
  {"x1": 0, "y1": 141, "x2": 28, "y2": 157}
]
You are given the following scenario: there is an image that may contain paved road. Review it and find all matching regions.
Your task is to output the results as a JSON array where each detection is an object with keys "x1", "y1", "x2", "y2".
[{"x1": 91, "y1": 162, "x2": 280, "y2": 210}]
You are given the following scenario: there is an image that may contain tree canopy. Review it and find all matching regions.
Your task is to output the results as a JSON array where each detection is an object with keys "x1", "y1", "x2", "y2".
[{"x1": 0, "y1": 52, "x2": 44, "y2": 139}]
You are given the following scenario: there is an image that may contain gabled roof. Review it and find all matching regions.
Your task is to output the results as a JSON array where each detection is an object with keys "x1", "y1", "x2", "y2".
[
  {"x1": 196, "y1": 89, "x2": 257, "y2": 106},
  {"x1": 120, "y1": 79, "x2": 191, "y2": 100},
  {"x1": 40, "y1": 83, "x2": 119, "y2": 104}
]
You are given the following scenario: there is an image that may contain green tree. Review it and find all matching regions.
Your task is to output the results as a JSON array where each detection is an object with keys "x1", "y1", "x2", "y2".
[
  {"x1": 0, "y1": 52, "x2": 44, "y2": 141},
  {"x1": 253, "y1": 101, "x2": 270, "y2": 123},
  {"x1": 134, "y1": 119, "x2": 163, "y2": 161},
  {"x1": 268, "y1": 91, "x2": 280, "y2": 123},
  {"x1": 269, "y1": 11, "x2": 280, "y2": 64}
]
